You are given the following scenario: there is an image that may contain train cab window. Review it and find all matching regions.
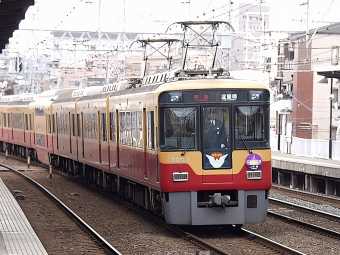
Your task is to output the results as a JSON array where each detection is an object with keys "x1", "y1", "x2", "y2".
[
  {"x1": 159, "y1": 107, "x2": 196, "y2": 151},
  {"x1": 109, "y1": 112, "x2": 116, "y2": 142},
  {"x1": 203, "y1": 107, "x2": 230, "y2": 148},
  {"x1": 234, "y1": 105, "x2": 270, "y2": 149},
  {"x1": 147, "y1": 111, "x2": 155, "y2": 150}
]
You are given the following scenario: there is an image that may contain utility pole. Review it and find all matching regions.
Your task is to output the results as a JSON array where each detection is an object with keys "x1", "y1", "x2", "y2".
[
  {"x1": 329, "y1": 77, "x2": 333, "y2": 158},
  {"x1": 276, "y1": 43, "x2": 284, "y2": 151},
  {"x1": 228, "y1": 0, "x2": 233, "y2": 71}
]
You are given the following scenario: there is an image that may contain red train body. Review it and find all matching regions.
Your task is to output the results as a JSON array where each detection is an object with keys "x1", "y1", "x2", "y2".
[{"x1": 0, "y1": 70, "x2": 272, "y2": 225}]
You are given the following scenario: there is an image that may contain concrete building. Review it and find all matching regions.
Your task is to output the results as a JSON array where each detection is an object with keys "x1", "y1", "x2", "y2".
[{"x1": 284, "y1": 23, "x2": 340, "y2": 142}]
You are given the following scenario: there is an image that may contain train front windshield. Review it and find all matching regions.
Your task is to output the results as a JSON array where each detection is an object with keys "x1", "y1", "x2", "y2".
[
  {"x1": 159, "y1": 107, "x2": 197, "y2": 150},
  {"x1": 234, "y1": 105, "x2": 270, "y2": 149},
  {"x1": 159, "y1": 89, "x2": 270, "y2": 156}
]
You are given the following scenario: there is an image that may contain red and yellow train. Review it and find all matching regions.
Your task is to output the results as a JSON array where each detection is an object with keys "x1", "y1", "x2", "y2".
[{"x1": 0, "y1": 68, "x2": 271, "y2": 225}]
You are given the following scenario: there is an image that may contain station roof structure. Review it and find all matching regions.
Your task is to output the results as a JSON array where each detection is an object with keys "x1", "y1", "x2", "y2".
[
  {"x1": 317, "y1": 71, "x2": 340, "y2": 80},
  {"x1": 0, "y1": 0, "x2": 34, "y2": 51}
]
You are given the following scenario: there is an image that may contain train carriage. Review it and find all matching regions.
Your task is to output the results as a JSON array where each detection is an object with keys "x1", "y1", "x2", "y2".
[
  {"x1": 51, "y1": 86, "x2": 104, "y2": 173},
  {"x1": 30, "y1": 88, "x2": 76, "y2": 165},
  {"x1": 6, "y1": 94, "x2": 37, "y2": 157},
  {"x1": 156, "y1": 77, "x2": 271, "y2": 225},
  {"x1": 108, "y1": 83, "x2": 159, "y2": 188},
  {"x1": 100, "y1": 69, "x2": 271, "y2": 225},
  {"x1": 0, "y1": 95, "x2": 22, "y2": 153},
  {"x1": 76, "y1": 91, "x2": 110, "y2": 172}
]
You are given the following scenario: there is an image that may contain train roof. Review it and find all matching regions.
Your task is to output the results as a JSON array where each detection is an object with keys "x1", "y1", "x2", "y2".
[
  {"x1": 0, "y1": 95, "x2": 22, "y2": 103},
  {"x1": 30, "y1": 88, "x2": 77, "y2": 107},
  {"x1": 104, "y1": 78, "x2": 268, "y2": 99},
  {"x1": 154, "y1": 78, "x2": 268, "y2": 92},
  {"x1": 71, "y1": 86, "x2": 104, "y2": 98},
  {"x1": 38, "y1": 88, "x2": 76, "y2": 98}
]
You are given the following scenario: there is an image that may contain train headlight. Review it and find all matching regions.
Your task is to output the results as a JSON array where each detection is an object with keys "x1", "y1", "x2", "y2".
[
  {"x1": 173, "y1": 172, "x2": 188, "y2": 182},
  {"x1": 246, "y1": 170, "x2": 262, "y2": 180},
  {"x1": 169, "y1": 92, "x2": 182, "y2": 102}
]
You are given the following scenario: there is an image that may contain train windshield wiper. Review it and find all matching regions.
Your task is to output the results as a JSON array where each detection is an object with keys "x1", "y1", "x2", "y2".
[
  {"x1": 242, "y1": 138, "x2": 252, "y2": 154},
  {"x1": 181, "y1": 133, "x2": 195, "y2": 156}
]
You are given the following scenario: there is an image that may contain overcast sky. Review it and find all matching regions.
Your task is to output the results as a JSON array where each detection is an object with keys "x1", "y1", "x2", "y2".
[
  {"x1": 9, "y1": 0, "x2": 340, "y2": 48},
  {"x1": 18, "y1": 0, "x2": 340, "y2": 32}
]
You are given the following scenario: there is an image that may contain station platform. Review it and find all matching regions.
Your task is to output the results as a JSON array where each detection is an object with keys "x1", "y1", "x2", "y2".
[
  {"x1": 272, "y1": 150, "x2": 340, "y2": 179},
  {"x1": 0, "y1": 178, "x2": 48, "y2": 255}
]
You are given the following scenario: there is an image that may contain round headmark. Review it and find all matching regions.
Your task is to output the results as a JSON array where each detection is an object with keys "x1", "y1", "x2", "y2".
[{"x1": 245, "y1": 153, "x2": 262, "y2": 170}]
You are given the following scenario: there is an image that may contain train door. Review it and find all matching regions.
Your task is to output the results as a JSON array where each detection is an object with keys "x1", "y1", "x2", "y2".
[
  {"x1": 145, "y1": 109, "x2": 157, "y2": 181},
  {"x1": 76, "y1": 113, "x2": 80, "y2": 157},
  {"x1": 10, "y1": 113, "x2": 13, "y2": 140},
  {"x1": 23, "y1": 113, "x2": 26, "y2": 143},
  {"x1": 98, "y1": 111, "x2": 101, "y2": 163},
  {"x1": 31, "y1": 113, "x2": 35, "y2": 145},
  {"x1": 142, "y1": 108, "x2": 147, "y2": 179},
  {"x1": 100, "y1": 111, "x2": 108, "y2": 166},
  {"x1": 202, "y1": 106, "x2": 232, "y2": 182},
  {"x1": 1, "y1": 112, "x2": 3, "y2": 138},
  {"x1": 81, "y1": 112, "x2": 84, "y2": 158},
  {"x1": 46, "y1": 113, "x2": 52, "y2": 148},
  {"x1": 116, "y1": 109, "x2": 119, "y2": 169},
  {"x1": 56, "y1": 113, "x2": 59, "y2": 150},
  {"x1": 69, "y1": 112, "x2": 72, "y2": 154}
]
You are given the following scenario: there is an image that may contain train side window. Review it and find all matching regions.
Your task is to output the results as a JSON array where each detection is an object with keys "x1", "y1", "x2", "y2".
[
  {"x1": 126, "y1": 112, "x2": 132, "y2": 145},
  {"x1": 65, "y1": 113, "x2": 68, "y2": 135},
  {"x1": 119, "y1": 112, "x2": 126, "y2": 144},
  {"x1": 77, "y1": 114, "x2": 81, "y2": 137},
  {"x1": 25, "y1": 114, "x2": 28, "y2": 130},
  {"x1": 147, "y1": 111, "x2": 155, "y2": 150},
  {"x1": 30, "y1": 113, "x2": 33, "y2": 130},
  {"x1": 82, "y1": 113, "x2": 86, "y2": 138},
  {"x1": 137, "y1": 111, "x2": 142, "y2": 147},
  {"x1": 93, "y1": 113, "x2": 97, "y2": 140},
  {"x1": 71, "y1": 114, "x2": 75, "y2": 136},
  {"x1": 13, "y1": 113, "x2": 22, "y2": 129},
  {"x1": 131, "y1": 112, "x2": 137, "y2": 146},
  {"x1": 7, "y1": 113, "x2": 10, "y2": 128},
  {"x1": 101, "y1": 113, "x2": 107, "y2": 141},
  {"x1": 109, "y1": 112, "x2": 116, "y2": 142},
  {"x1": 47, "y1": 114, "x2": 51, "y2": 134},
  {"x1": 3, "y1": 113, "x2": 6, "y2": 127},
  {"x1": 52, "y1": 114, "x2": 55, "y2": 133}
]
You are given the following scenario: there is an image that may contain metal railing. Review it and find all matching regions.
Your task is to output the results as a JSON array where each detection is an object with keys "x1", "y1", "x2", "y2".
[{"x1": 270, "y1": 133, "x2": 340, "y2": 161}]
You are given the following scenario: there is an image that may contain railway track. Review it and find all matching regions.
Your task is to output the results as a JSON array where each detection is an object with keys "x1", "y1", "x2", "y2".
[
  {"x1": 269, "y1": 199, "x2": 340, "y2": 237},
  {"x1": 271, "y1": 184, "x2": 340, "y2": 209},
  {"x1": 60, "y1": 169, "x2": 307, "y2": 255},
  {"x1": 0, "y1": 162, "x2": 120, "y2": 255},
  {"x1": 1, "y1": 154, "x2": 308, "y2": 255}
]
